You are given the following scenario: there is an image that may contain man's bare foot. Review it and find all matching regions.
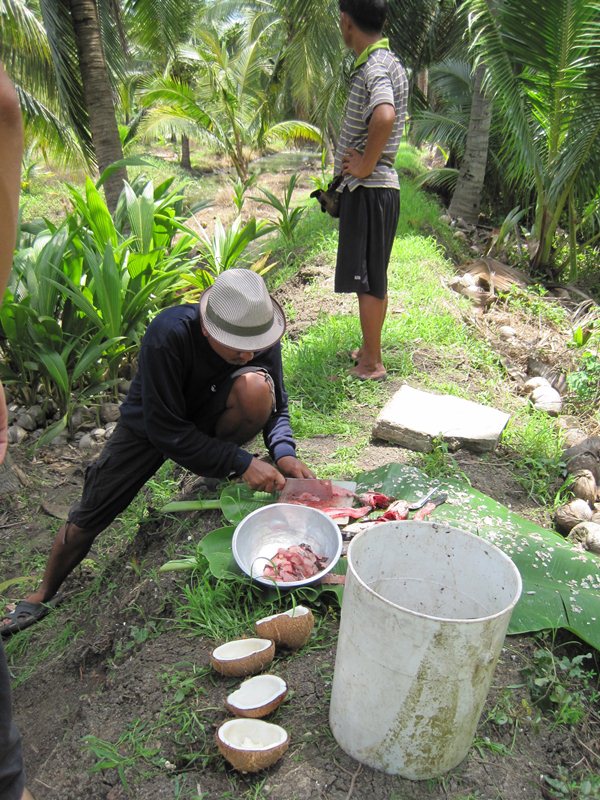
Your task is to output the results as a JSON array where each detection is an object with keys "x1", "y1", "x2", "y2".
[
  {"x1": 349, "y1": 364, "x2": 387, "y2": 382},
  {"x1": 350, "y1": 348, "x2": 363, "y2": 362},
  {"x1": 22, "y1": 788, "x2": 36, "y2": 800}
]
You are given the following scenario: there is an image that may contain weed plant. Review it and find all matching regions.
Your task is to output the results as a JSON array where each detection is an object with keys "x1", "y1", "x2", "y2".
[
  {"x1": 499, "y1": 284, "x2": 569, "y2": 328},
  {"x1": 522, "y1": 640, "x2": 599, "y2": 727},
  {"x1": 542, "y1": 767, "x2": 600, "y2": 800},
  {"x1": 501, "y1": 409, "x2": 566, "y2": 504}
]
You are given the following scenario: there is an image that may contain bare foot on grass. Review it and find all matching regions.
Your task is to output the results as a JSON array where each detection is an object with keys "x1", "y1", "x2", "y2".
[{"x1": 349, "y1": 363, "x2": 387, "y2": 382}]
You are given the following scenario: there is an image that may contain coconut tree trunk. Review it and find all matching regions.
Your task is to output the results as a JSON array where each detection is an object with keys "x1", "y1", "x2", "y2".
[
  {"x1": 180, "y1": 134, "x2": 191, "y2": 169},
  {"x1": 448, "y1": 64, "x2": 492, "y2": 225},
  {"x1": 416, "y1": 68, "x2": 429, "y2": 101},
  {"x1": 68, "y1": 0, "x2": 126, "y2": 214}
]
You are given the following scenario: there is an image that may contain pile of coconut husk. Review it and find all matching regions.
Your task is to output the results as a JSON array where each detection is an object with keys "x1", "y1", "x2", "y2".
[
  {"x1": 448, "y1": 257, "x2": 530, "y2": 309},
  {"x1": 554, "y1": 436, "x2": 600, "y2": 554}
]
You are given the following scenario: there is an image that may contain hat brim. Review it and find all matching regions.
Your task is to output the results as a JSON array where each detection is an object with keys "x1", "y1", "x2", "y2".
[{"x1": 199, "y1": 288, "x2": 286, "y2": 351}]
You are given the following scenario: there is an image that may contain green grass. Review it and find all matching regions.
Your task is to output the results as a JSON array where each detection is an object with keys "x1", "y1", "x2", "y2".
[
  {"x1": 500, "y1": 408, "x2": 566, "y2": 504},
  {"x1": 4, "y1": 621, "x2": 82, "y2": 687},
  {"x1": 19, "y1": 147, "x2": 220, "y2": 224},
  {"x1": 282, "y1": 191, "x2": 504, "y2": 453}
]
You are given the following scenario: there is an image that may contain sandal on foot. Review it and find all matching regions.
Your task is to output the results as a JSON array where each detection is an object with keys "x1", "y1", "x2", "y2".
[{"x1": 1, "y1": 598, "x2": 60, "y2": 637}]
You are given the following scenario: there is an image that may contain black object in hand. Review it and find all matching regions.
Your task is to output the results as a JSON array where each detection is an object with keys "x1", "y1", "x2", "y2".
[{"x1": 309, "y1": 174, "x2": 343, "y2": 218}]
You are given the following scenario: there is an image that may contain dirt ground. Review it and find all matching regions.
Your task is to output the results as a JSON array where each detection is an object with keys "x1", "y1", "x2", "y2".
[{"x1": 3, "y1": 162, "x2": 600, "y2": 800}]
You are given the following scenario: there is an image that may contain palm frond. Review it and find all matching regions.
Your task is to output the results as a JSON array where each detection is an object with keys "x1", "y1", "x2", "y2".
[
  {"x1": 387, "y1": 0, "x2": 463, "y2": 69},
  {"x1": 15, "y1": 84, "x2": 85, "y2": 166},
  {"x1": 411, "y1": 110, "x2": 469, "y2": 151},
  {"x1": 98, "y1": 0, "x2": 129, "y2": 84},
  {"x1": 39, "y1": 0, "x2": 94, "y2": 164},
  {"x1": 123, "y1": 0, "x2": 197, "y2": 59},
  {"x1": 466, "y1": 0, "x2": 543, "y2": 190},
  {"x1": 264, "y1": 119, "x2": 323, "y2": 147},
  {"x1": 0, "y1": 0, "x2": 57, "y2": 101},
  {"x1": 415, "y1": 167, "x2": 458, "y2": 193}
]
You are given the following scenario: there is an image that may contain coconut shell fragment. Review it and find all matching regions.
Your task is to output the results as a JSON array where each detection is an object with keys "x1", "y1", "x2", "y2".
[
  {"x1": 225, "y1": 674, "x2": 287, "y2": 718},
  {"x1": 216, "y1": 718, "x2": 289, "y2": 772},
  {"x1": 210, "y1": 638, "x2": 275, "y2": 677},
  {"x1": 255, "y1": 606, "x2": 314, "y2": 650}
]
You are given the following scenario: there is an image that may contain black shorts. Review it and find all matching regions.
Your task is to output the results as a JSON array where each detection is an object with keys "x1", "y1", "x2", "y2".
[
  {"x1": 68, "y1": 368, "x2": 275, "y2": 535},
  {"x1": 335, "y1": 186, "x2": 400, "y2": 299}
]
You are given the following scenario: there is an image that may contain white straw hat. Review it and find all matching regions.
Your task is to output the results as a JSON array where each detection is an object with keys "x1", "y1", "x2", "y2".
[{"x1": 199, "y1": 269, "x2": 286, "y2": 351}]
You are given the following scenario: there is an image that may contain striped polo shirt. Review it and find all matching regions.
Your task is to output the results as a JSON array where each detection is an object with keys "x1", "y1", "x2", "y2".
[{"x1": 334, "y1": 43, "x2": 408, "y2": 191}]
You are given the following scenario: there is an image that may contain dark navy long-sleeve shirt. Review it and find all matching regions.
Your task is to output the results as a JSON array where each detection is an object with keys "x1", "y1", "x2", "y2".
[{"x1": 119, "y1": 304, "x2": 296, "y2": 478}]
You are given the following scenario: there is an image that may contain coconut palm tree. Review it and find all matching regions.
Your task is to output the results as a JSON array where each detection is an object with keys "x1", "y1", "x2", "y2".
[
  {"x1": 0, "y1": 0, "x2": 86, "y2": 165},
  {"x1": 1, "y1": 0, "x2": 189, "y2": 212},
  {"x1": 465, "y1": 0, "x2": 600, "y2": 277},
  {"x1": 141, "y1": 25, "x2": 323, "y2": 181}
]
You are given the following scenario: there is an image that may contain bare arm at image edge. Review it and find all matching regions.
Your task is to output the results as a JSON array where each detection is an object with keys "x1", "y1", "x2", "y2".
[{"x1": 0, "y1": 63, "x2": 24, "y2": 465}]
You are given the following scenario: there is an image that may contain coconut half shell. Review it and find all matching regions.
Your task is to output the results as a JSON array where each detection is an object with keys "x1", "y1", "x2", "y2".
[
  {"x1": 225, "y1": 674, "x2": 287, "y2": 718},
  {"x1": 216, "y1": 718, "x2": 289, "y2": 772},
  {"x1": 254, "y1": 605, "x2": 314, "y2": 650},
  {"x1": 210, "y1": 638, "x2": 275, "y2": 677}
]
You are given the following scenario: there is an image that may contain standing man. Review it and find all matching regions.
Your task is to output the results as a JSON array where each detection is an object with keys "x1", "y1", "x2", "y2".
[
  {"x1": 0, "y1": 62, "x2": 36, "y2": 800},
  {"x1": 335, "y1": 0, "x2": 408, "y2": 381},
  {"x1": 2, "y1": 269, "x2": 314, "y2": 635}
]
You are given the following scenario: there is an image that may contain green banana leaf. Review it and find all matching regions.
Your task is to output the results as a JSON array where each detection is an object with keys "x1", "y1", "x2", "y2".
[
  {"x1": 162, "y1": 464, "x2": 599, "y2": 649},
  {"x1": 219, "y1": 485, "x2": 276, "y2": 524},
  {"x1": 355, "y1": 464, "x2": 600, "y2": 650}
]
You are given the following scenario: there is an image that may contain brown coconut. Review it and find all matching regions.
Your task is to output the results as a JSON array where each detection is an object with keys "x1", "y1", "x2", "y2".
[
  {"x1": 216, "y1": 718, "x2": 289, "y2": 772},
  {"x1": 254, "y1": 606, "x2": 315, "y2": 650},
  {"x1": 568, "y1": 521, "x2": 600, "y2": 554},
  {"x1": 210, "y1": 638, "x2": 275, "y2": 678},
  {"x1": 571, "y1": 469, "x2": 597, "y2": 505},
  {"x1": 225, "y1": 674, "x2": 287, "y2": 718},
  {"x1": 554, "y1": 499, "x2": 593, "y2": 534}
]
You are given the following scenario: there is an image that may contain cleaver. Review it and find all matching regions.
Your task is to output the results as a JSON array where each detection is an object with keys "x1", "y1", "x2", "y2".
[{"x1": 278, "y1": 478, "x2": 356, "y2": 508}]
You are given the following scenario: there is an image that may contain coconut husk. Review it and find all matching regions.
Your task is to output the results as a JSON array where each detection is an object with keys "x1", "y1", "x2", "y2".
[
  {"x1": 567, "y1": 521, "x2": 600, "y2": 554},
  {"x1": 564, "y1": 437, "x2": 600, "y2": 483},
  {"x1": 554, "y1": 499, "x2": 593, "y2": 534},
  {"x1": 571, "y1": 470, "x2": 597, "y2": 505}
]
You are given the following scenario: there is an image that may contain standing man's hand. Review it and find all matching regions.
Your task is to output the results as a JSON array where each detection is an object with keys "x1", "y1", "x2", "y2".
[
  {"x1": 276, "y1": 455, "x2": 315, "y2": 479},
  {"x1": 0, "y1": 380, "x2": 7, "y2": 464},
  {"x1": 342, "y1": 148, "x2": 371, "y2": 179},
  {"x1": 242, "y1": 457, "x2": 287, "y2": 493}
]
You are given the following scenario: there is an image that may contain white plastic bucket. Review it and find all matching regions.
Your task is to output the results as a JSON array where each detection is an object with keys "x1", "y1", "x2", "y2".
[{"x1": 329, "y1": 521, "x2": 522, "y2": 779}]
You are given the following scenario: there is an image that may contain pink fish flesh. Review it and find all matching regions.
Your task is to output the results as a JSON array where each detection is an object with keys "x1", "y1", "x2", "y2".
[{"x1": 263, "y1": 543, "x2": 329, "y2": 583}]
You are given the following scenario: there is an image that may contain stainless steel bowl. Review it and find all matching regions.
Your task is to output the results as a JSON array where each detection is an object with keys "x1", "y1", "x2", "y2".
[{"x1": 232, "y1": 503, "x2": 343, "y2": 589}]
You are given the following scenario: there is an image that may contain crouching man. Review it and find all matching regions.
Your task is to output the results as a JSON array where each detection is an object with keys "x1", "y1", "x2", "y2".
[{"x1": 2, "y1": 269, "x2": 314, "y2": 635}]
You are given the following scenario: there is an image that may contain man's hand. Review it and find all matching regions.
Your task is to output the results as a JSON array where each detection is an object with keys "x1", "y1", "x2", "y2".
[
  {"x1": 276, "y1": 455, "x2": 315, "y2": 479},
  {"x1": 242, "y1": 457, "x2": 286, "y2": 493},
  {"x1": 0, "y1": 380, "x2": 7, "y2": 464},
  {"x1": 342, "y1": 148, "x2": 372, "y2": 179}
]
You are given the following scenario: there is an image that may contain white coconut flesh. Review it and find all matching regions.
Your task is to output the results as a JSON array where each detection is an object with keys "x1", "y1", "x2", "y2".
[
  {"x1": 227, "y1": 675, "x2": 287, "y2": 711},
  {"x1": 257, "y1": 606, "x2": 310, "y2": 624},
  {"x1": 212, "y1": 638, "x2": 272, "y2": 661},
  {"x1": 218, "y1": 719, "x2": 288, "y2": 751}
]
